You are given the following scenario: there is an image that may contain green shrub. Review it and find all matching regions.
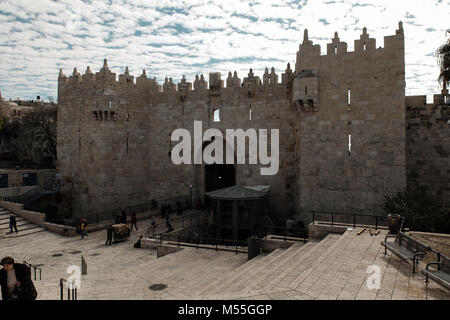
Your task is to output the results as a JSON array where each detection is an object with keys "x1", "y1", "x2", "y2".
[{"x1": 384, "y1": 190, "x2": 450, "y2": 233}]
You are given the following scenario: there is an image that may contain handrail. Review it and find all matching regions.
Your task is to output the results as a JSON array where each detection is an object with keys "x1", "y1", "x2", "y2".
[
  {"x1": 23, "y1": 260, "x2": 42, "y2": 281},
  {"x1": 59, "y1": 278, "x2": 77, "y2": 300},
  {"x1": 148, "y1": 209, "x2": 203, "y2": 239},
  {"x1": 84, "y1": 194, "x2": 191, "y2": 226},
  {"x1": 157, "y1": 233, "x2": 248, "y2": 254},
  {"x1": 311, "y1": 210, "x2": 389, "y2": 230}
]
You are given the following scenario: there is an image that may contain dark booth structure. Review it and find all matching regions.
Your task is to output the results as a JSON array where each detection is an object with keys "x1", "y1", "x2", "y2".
[{"x1": 205, "y1": 185, "x2": 270, "y2": 242}]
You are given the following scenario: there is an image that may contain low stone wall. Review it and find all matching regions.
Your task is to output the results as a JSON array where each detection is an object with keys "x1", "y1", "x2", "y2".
[
  {"x1": 308, "y1": 221, "x2": 389, "y2": 240},
  {"x1": 0, "y1": 201, "x2": 45, "y2": 225},
  {"x1": 42, "y1": 222, "x2": 77, "y2": 236},
  {"x1": 157, "y1": 245, "x2": 183, "y2": 258},
  {"x1": 308, "y1": 222, "x2": 348, "y2": 240},
  {"x1": 261, "y1": 237, "x2": 304, "y2": 252},
  {"x1": 0, "y1": 200, "x2": 77, "y2": 236},
  {"x1": 141, "y1": 238, "x2": 183, "y2": 258}
]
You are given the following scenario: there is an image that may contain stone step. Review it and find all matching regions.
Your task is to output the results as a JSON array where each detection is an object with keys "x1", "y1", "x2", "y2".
[
  {"x1": 250, "y1": 240, "x2": 321, "y2": 292},
  {"x1": 0, "y1": 220, "x2": 32, "y2": 231},
  {"x1": 176, "y1": 251, "x2": 245, "y2": 295},
  {"x1": 196, "y1": 249, "x2": 282, "y2": 296},
  {"x1": 207, "y1": 248, "x2": 289, "y2": 295},
  {"x1": 288, "y1": 230, "x2": 352, "y2": 291},
  {"x1": 193, "y1": 251, "x2": 271, "y2": 296},
  {"x1": 309, "y1": 229, "x2": 386, "y2": 300},
  {"x1": 3, "y1": 225, "x2": 46, "y2": 238},
  {"x1": 260, "y1": 234, "x2": 340, "y2": 292},
  {"x1": 0, "y1": 217, "x2": 26, "y2": 224},
  {"x1": 222, "y1": 243, "x2": 306, "y2": 294}
]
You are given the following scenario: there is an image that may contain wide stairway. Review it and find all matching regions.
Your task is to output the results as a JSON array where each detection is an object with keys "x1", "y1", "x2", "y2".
[
  {"x1": 0, "y1": 207, "x2": 45, "y2": 238},
  {"x1": 190, "y1": 228, "x2": 450, "y2": 300},
  {"x1": 191, "y1": 233, "x2": 341, "y2": 299}
]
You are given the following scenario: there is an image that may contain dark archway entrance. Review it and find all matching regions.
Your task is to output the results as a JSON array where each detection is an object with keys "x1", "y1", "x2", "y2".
[{"x1": 205, "y1": 164, "x2": 236, "y2": 192}]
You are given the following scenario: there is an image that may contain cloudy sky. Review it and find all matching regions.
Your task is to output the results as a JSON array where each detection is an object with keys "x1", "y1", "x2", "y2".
[{"x1": 0, "y1": 0, "x2": 448, "y2": 101}]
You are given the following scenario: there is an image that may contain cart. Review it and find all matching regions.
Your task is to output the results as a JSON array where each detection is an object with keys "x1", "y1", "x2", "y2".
[{"x1": 112, "y1": 223, "x2": 130, "y2": 243}]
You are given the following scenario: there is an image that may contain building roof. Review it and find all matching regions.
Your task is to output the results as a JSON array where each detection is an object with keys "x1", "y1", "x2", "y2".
[{"x1": 205, "y1": 185, "x2": 270, "y2": 200}]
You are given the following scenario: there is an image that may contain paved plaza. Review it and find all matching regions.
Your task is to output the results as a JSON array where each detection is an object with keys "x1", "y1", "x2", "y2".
[{"x1": 0, "y1": 206, "x2": 449, "y2": 300}]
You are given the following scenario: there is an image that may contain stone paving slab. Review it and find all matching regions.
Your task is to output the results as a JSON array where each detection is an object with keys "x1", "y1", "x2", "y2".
[{"x1": 1, "y1": 219, "x2": 449, "y2": 300}]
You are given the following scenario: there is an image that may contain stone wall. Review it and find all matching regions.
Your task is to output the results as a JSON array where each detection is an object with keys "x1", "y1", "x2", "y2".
[
  {"x1": 295, "y1": 23, "x2": 406, "y2": 221},
  {"x1": 406, "y1": 92, "x2": 450, "y2": 205},
  {"x1": 58, "y1": 60, "x2": 297, "y2": 221},
  {"x1": 58, "y1": 22, "x2": 435, "y2": 225}
]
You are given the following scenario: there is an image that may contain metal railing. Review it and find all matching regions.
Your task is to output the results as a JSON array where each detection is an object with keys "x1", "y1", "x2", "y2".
[
  {"x1": 157, "y1": 233, "x2": 248, "y2": 254},
  {"x1": 9, "y1": 186, "x2": 40, "y2": 205},
  {"x1": 146, "y1": 210, "x2": 205, "y2": 239},
  {"x1": 23, "y1": 261, "x2": 42, "y2": 281},
  {"x1": 80, "y1": 195, "x2": 192, "y2": 227},
  {"x1": 59, "y1": 278, "x2": 77, "y2": 300},
  {"x1": 262, "y1": 225, "x2": 309, "y2": 243},
  {"x1": 311, "y1": 211, "x2": 389, "y2": 230}
]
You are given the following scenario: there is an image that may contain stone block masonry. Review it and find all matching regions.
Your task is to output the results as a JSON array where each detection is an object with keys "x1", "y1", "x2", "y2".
[{"x1": 57, "y1": 21, "x2": 449, "y2": 224}]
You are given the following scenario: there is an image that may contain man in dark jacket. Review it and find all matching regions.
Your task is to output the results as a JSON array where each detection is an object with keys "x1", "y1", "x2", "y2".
[
  {"x1": 130, "y1": 211, "x2": 138, "y2": 231},
  {"x1": 9, "y1": 215, "x2": 18, "y2": 233},
  {"x1": 0, "y1": 257, "x2": 37, "y2": 300},
  {"x1": 120, "y1": 209, "x2": 127, "y2": 224},
  {"x1": 105, "y1": 225, "x2": 113, "y2": 246}
]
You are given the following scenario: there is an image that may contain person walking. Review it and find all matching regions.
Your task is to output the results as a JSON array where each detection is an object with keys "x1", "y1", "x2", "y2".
[
  {"x1": 0, "y1": 257, "x2": 37, "y2": 300},
  {"x1": 130, "y1": 211, "x2": 138, "y2": 231},
  {"x1": 166, "y1": 214, "x2": 174, "y2": 232},
  {"x1": 105, "y1": 225, "x2": 113, "y2": 245},
  {"x1": 9, "y1": 215, "x2": 18, "y2": 234},
  {"x1": 151, "y1": 215, "x2": 157, "y2": 238},
  {"x1": 80, "y1": 219, "x2": 88, "y2": 239},
  {"x1": 120, "y1": 209, "x2": 127, "y2": 224}
]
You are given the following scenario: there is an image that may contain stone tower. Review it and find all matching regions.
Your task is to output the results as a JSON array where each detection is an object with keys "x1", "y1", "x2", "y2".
[{"x1": 293, "y1": 23, "x2": 406, "y2": 220}]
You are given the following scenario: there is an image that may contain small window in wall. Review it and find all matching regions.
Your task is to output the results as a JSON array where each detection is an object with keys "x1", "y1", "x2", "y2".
[
  {"x1": 109, "y1": 100, "x2": 112, "y2": 109},
  {"x1": 213, "y1": 108, "x2": 220, "y2": 122},
  {"x1": 305, "y1": 86, "x2": 308, "y2": 95},
  {"x1": 334, "y1": 46, "x2": 337, "y2": 54},
  {"x1": 348, "y1": 133, "x2": 352, "y2": 156},
  {"x1": 347, "y1": 89, "x2": 351, "y2": 106},
  {"x1": 126, "y1": 110, "x2": 130, "y2": 122},
  {"x1": 363, "y1": 43, "x2": 366, "y2": 51},
  {"x1": 249, "y1": 107, "x2": 252, "y2": 121}
]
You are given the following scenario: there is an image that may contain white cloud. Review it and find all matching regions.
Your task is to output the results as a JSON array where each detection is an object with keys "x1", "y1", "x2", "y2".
[{"x1": 0, "y1": 0, "x2": 448, "y2": 100}]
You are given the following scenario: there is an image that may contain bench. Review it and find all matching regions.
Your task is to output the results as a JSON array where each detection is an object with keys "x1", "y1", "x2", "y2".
[
  {"x1": 422, "y1": 255, "x2": 450, "y2": 290},
  {"x1": 381, "y1": 231, "x2": 430, "y2": 273}
]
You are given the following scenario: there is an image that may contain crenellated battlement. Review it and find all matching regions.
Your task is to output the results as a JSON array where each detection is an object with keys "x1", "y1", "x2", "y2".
[
  {"x1": 58, "y1": 61, "x2": 295, "y2": 103},
  {"x1": 406, "y1": 90, "x2": 450, "y2": 127},
  {"x1": 295, "y1": 22, "x2": 404, "y2": 73}
]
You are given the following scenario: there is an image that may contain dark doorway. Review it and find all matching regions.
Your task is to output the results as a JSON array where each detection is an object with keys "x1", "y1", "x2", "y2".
[{"x1": 205, "y1": 164, "x2": 235, "y2": 192}]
